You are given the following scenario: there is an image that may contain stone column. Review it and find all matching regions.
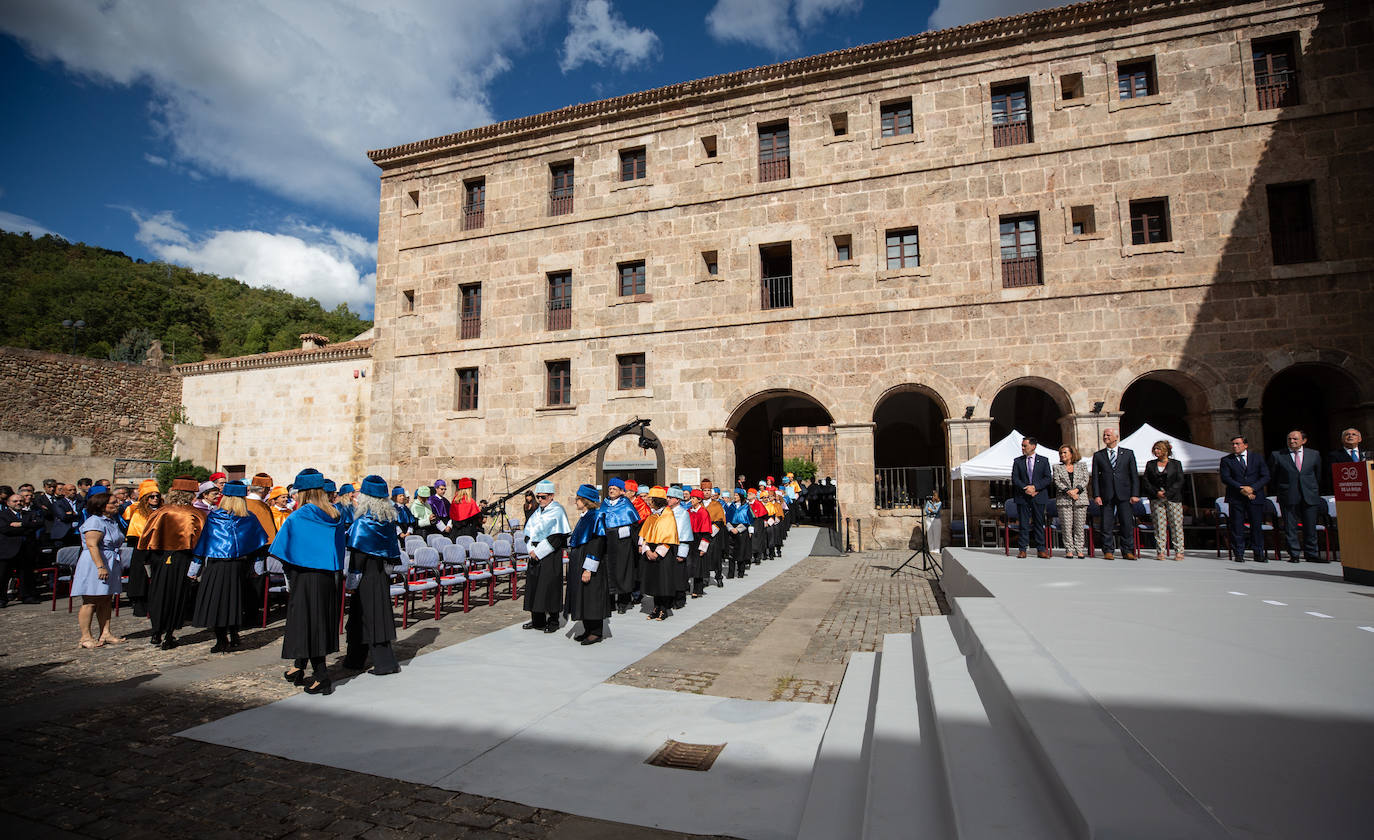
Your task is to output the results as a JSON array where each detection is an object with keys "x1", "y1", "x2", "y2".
[
  {"x1": 945, "y1": 417, "x2": 993, "y2": 547},
  {"x1": 708, "y1": 428, "x2": 736, "y2": 490},
  {"x1": 1207, "y1": 409, "x2": 1260, "y2": 449},
  {"x1": 833, "y1": 423, "x2": 875, "y2": 549},
  {"x1": 1069, "y1": 411, "x2": 1122, "y2": 454}
]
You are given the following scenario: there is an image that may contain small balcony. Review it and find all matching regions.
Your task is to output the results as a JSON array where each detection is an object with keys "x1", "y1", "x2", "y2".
[
  {"x1": 761, "y1": 275, "x2": 793, "y2": 310},
  {"x1": 758, "y1": 157, "x2": 790, "y2": 183},
  {"x1": 546, "y1": 299, "x2": 571, "y2": 331},
  {"x1": 549, "y1": 191, "x2": 573, "y2": 216},
  {"x1": 1256, "y1": 70, "x2": 1298, "y2": 110},
  {"x1": 1001, "y1": 256, "x2": 1041, "y2": 288},
  {"x1": 462, "y1": 206, "x2": 484, "y2": 231},
  {"x1": 459, "y1": 315, "x2": 481, "y2": 339}
]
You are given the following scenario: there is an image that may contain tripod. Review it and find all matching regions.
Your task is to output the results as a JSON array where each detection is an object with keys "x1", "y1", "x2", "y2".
[{"x1": 891, "y1": 506, "x2": 942, "y2": 577}]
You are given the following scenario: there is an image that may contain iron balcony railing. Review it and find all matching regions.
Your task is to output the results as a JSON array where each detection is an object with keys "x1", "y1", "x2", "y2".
[
  {"x1": 875, "y1": 466, "x2": 948, "y2": 510},
  {"x1": 1001, "y1": 255, "x2": 1041, "y2": 288},
  {"x1": 1255, "y1": 70, "x2": 1298, "y2": 110},
  {"x1": 760, "y1": 274, "x2": 793, "y2": 310}
]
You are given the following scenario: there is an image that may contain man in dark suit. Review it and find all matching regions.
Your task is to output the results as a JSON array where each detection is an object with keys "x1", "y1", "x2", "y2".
[
  {"x1": 1270, "y1": 430, "x2": 1324, "y2": 563},
  {"x1": 1220, "y1": 435, "x2": 1271, "y2": 562},
  {"x1": 1011, "y1": 437, "x2": 1052, "y2": 558},
  {"x1": 1091, "y1": 427, "x2": 1140, "y2": 560},
  {"x1": 1329, "y1": 428, "x2": 1367, "y2": 464}
]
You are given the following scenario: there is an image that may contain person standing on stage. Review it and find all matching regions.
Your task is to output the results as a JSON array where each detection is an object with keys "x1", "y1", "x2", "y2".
[
  {"x1": 140, "y1": 477, "x2": 207, "y2": 649},
  {"x1": 565, "y1": 483, "x2": 610, "y2": 645},
  {"x1": 343, "y1": 476, "x2": 403, "y2": 675},
  {"x1": 638, "y1": 487, "x2": 679, "y2": 620},
  {"x1": 271, "y1": 469, "x2": 346, "y2": 695},
  {"x1": 1090, "y1": 429, "x2": 1138, "y2": 561},
  {"x1": 522, "y1": 480, "x2": 569, "y2": 633},
  {"x1": 191, "y1": 481, "x2": 269, "y2": 652},
  {"x1": 595, "y1": 478, "x2": 640, "y2": 614}
]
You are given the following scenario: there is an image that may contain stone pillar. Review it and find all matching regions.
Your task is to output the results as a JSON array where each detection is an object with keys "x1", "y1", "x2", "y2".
[
  {"x1": 945, "y1": 417, "x2": 993, "y2": 546},
  {"x1": 1069, "y1": 411, "x2": 1122, "y2": 454},
  {"x1": 708, "y1": 428, "x2": 736, "y2": 490},
  {"x1": 833, "y1": 422, "x2": 875, "y2": 548},
  {"x1": 1208, "y1": 409, "x2": 1260, "y2": 449}
]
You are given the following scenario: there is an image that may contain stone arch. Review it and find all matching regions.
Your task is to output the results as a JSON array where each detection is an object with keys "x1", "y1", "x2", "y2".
[
  {"x1": 1241, "y1": 345, "x2": 1374, "y2": 407},
  {"x1": 1103, "y1": 355, "x2": 1224, "y2": 415},
  {"x1": 870, "y1": 383, "x2": 952, "y2": 508},
  {"x1": 594, "y1": 424, "x2": 666, "y2": 487},
  {"x1": 973, "y1": 367, "x2": 1085, "y2": 417},
  {"x1": 987, "y1": 375, "x2": 1076, "y2": 448},
  {"x1": 1257, "y1": 350, "x2": 1371, "y2": 457},
  {"x1": 859, "y1": 374, "x2": 960, "y2": 423},
  {"x1": 723, "y1": 375, "x2": 842, "y2": 430}
]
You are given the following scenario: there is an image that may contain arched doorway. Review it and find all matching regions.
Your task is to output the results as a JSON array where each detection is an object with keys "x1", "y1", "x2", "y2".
[
  {"x1": 873, "y1": 386, "x2": 948, "y2": 509},
  {"x1": 1261, "y1": 364, "x2": 1361, "y2": 457},
  {"x1": 596, "y1": 426, "x2": 665, "y2": 488},
  {"x1": 990, "y1": 379, "x2": 1068, "y2": 447},
  {"x1": 1120, "y1": 373, "x2": 1206, "y2": 439},
  {"x1": 729, "y1": 390, "x2": 834, "y2": 486}
]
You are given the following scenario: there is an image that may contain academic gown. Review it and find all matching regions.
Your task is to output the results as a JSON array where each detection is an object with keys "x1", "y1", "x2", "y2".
[
  {"x1": 671, "y1": 504, "x2": 692, "y2": 595},
  {"x1": 450, "y1": 497, "x2": 483, "y2": 539},
  {"x1": 637, "y1": 508, "x2": 678, "y2": 599},
  {"x1": 192, "y1": 509, "x2": 269, "y2": 629},
  {"x1": 704, "y1": 499, "x2": 727, "y2": 576},
  {"x1": 269, "y1": 503, "x2": 346, "y2": 660},
  {"x1": 122, "y1": 504, "x2": 156, "y2": 602},
  {"x1": 688, "y1": 504, "x2": 712, "y2": 580},
  {"x1": 139, "y1": 504, "x2": 207, "y2": 635},
  {"x1": 595, "y1": 496, "x2": 641, "y2": 596},
  {"x1": 564, "y1": 509, "x2": 610, "y2": 621},
  {"x1": 345, "y1": 514, "x2": 402, "y2": 650},
  {"x1": 523, "y1": 501, "x2": 569, "y2": 616}
]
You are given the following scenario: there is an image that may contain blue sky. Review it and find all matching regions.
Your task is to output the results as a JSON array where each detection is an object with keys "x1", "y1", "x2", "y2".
[{"x1": 0, "y1": 0, "x2": 1052, "y2": 318}]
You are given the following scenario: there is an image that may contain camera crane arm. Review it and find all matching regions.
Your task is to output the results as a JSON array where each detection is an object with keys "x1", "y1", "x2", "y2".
[{"x1": 480, "y1": 417, "x2": 654, "y2": 518}]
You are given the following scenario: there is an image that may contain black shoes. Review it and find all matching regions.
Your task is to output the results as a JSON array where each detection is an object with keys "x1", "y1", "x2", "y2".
[
  {"x1": 304, "y1": 677, "x2": 333, "y2": 695},
  {"x1": 284, "y1": 668, "x2": 306, "y2": 686},
  {"x1": 580, "y1": 635, "x2": 603, "y2": 646},
  {"x1": 161, "y1": 635, "x2": 179, "y2": 650},
  {"x1": 715, "y1": 578, "x2": 724, "y2": 588},
  {"x1": 371, "y1": 666, "x2": 400, "y2": 676},
  {"x1": 542, "y1": 624, "x2": 559, "y2": 634},
  {"x1": 522, "y1": 621, "x2": 545, "y2": 630},
  {"x1": 209, "y1": 642, "x2": 229, "y2": 654},
  {"x1": 573, "y1": 632, "x2": 588, "y2": 642},
  {"x1": 150, "y1": 634, "x2": 162, "y2": 647}
]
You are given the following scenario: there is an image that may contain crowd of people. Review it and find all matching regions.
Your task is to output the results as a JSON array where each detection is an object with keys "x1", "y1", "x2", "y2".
[
  {"x1": 0, "y1": 467, "x2": 809, "y2": 697},
  {"x1": 1011, "y1": 426, "x2": 1367, "y2": 563}
]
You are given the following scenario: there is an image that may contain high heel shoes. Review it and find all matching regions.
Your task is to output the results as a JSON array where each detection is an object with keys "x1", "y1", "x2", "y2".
[
  {"x1": 283, "y1": 668, "x2": 306, "y2": 686},
  {"x1": 304, "y1": 677, "x2": 334, "y2": 695}
]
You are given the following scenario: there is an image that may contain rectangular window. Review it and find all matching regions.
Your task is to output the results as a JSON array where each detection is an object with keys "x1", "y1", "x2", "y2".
[
  {"x1": 617, "y1": 353, "x2": 646, "y2": 390},
  {"x1": 223, "y1": 465, "x2": 246, "y2": 481},
  {"x1": 546, "y1": 360, "x2": 571, "y2": 406},
  {"x1": 1253, "y1": 35, "x2": 1299, "y2": 110},
  {"x1": 1129, "y1": 198, "x2": 1171, "y2": 245},
  {"x1": 833, "y1": 234, "x2": 852, "y2": 262},
  {"x1": 1070, "y1": 205, "x2": 1096, "y2": 236},
  {"x1": 619, "y1": 147, "x2": 646, "y2": 181},
  {"x1": 404, "y1": 188, "x2": 420, "y2": 212},
  {"x1": 550, "y1": 162, "x2": 574, "y2": 216},
  {"x1": 463, "y1": 178, "x2": 485, "y2": 230},
  {"x1": 618, "y1": 261, "x2": 646, "y2": 296},
  {"x1": 758, "y1": 121, "x2": 790, "y2": 182},
  {"x1": 702, "y1": 250, "x2": 719, "y2": 277},
  {"x1": 1267, "y1": 183, "x2": 1316, "y2": 264},
  {"x1": 459, "y1": 283, "x2": 481, "y2": 339},
  {"x1": 999, "y1": 214, "x2": 1042, "y2": 287},
  {"x1": 456, "y1": 368, "x2": 479, "y2": 411},
  {"x1": 830, "y1": 112, "x2": 848, "y2": 136},
  {"x1": 546, "y1": 271, "x2": 572, "y2": 331},
  {"x1": 885, "y1": 228, "x2": 920, "y2": 269},
  {"x1": 701, "y1": 135, "x2": 718, "y2": 158},
  {"x1": 1060, "y1": 72, "x2": 1084, "y2": 101},
  {"x1": 401, "y1": 288, "x2": 415, "y2": 313},
  {"x1": 991, "y1": 82, "x2": 1032, "y2": 147},
  {"x1": 1117, "y1": 59, "x2": 1157, "y2": 99},
  {"x1": 880, "y1": 100, "x2": 912, "y2": 137},
  {"x1": 759, "y1": 243, "x2": 793, "y2": 310}
]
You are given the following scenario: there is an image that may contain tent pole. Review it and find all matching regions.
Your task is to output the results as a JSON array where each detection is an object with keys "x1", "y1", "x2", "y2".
[{"x1": 962, "y1": 475, "x2": 969, "y2": 547}]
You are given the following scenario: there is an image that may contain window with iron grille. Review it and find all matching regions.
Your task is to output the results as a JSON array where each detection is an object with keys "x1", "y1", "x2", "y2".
[
  {"x1": 880, "y1": 99, "x2": 913, "y2": 137},
  {"x1": 546, "y1": 360, "x2": 571, "y2": 406},
  {"x1": 618, "y1": 261, "x2": 646, "y2": 296},
  {"x1": 550, "y1": 162, "x2": 574, "y2": 215},
  {"x1": 1129, "y1": 198, "x2": 1171, "y2": 245},
  {"x1": 1266, "y1": 183, "x2": 1316, "y2": 264},
  {"x1": 1117, "y1": 59, "x2": 1157, "y2": 99},
  {"x1": 455, "y1": 368, "x2": 479, "y2": 411},
  {"x1": 1253, "y1": 35, "x2": 1299, "y2": 110},
  {"x1": 547, "y1": 271, "x2": 572, "y2": 331},
  {"x1": 759, "y1": 243, "x2": 793, "y2": 310},
  {"x1": 991, "y1": 82, "x2": 1031, "y2": 147},
  {"x1": 885, "y1": 228, "x2": 920, "y2": 269},
  {"x1": 619, "y1": 148, "x2": 646, "y2": 181},
  {"x1": 463, "y1": 178, "x2": 485, "y2": 230},
  {"x1": 999, "y1": 214, "x2": 1041, "y2": 288},
  {"x1": 758, "y1": 121, "x2": 790, "y2": 182},
  {"x1": 459, "y1": 283, "x2": 482, "y2": 339},
  {"x1": 617, "y1": 353, "x2": 646, "y2": 390}
]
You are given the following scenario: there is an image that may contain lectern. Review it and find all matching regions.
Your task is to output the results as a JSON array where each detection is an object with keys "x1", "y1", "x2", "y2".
[{"x1": 1333, "y1": 461, "x2": 1374, "y2": 585}]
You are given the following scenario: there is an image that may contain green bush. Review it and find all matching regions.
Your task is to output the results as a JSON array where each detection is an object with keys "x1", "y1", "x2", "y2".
[
  {"x1": 156, "y1": 458, "x2": 211, "y2": 493},
  {"x1": 783, "y1": 456, "x2": 818, "y2": 481}
]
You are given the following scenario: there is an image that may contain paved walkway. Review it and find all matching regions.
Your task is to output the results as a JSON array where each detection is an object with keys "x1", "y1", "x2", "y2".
[{"x1": 0, "y1": 533, "x2": 944, "y2": 839}]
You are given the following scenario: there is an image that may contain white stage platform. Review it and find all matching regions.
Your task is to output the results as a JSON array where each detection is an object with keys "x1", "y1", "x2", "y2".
[{"x1": 183, "y1": 527, "x2": 832, "y2": 840}]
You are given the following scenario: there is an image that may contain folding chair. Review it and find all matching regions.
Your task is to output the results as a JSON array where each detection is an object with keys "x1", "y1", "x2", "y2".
[
  {"x1": 426, "y1": 533, "x2": 453, "y2": 552},
  {"x1": 1214, "y1": 498, "x2": 1230, "y2": 558},
  {"x1": 439, "y1": 543, "x2": 475, "y2": 612},
  {"x1": 465, "y1": 542, "x2": 496, "y2": 607},
  {"x1": 1001, "y1": 498, "x2": 1019, "y2": 555},
  {"x1": 404, "y1": 535, "x2": 427, "y2": 558},
  {"x1": 476, "y1": 533, "x2": 495, "y2": 547},
  {"x1": 1323, "y1": 496, "x2": 1337, "y2": 562},
  {"x1": 407, "y1": 547, "x2": 444, "y2": 624},
  {"x1": 454, "y1": 535, "x2": 476, "y2": 550},
  {"x1": 52, "y1": 546, "x2": 80, "y2": 611},
  {"x1": 490, "y1": 538, "x2": 517, "y2": 600},
  {"x1": 1133, "y1": 499, "x2": 1153, "y2": 556},
  {"x1": 260, "y1": 556, "x2": 289, "y2": 627}
]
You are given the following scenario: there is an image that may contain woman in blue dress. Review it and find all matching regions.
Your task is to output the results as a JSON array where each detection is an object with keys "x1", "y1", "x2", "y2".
[
  {"x1": 191, "y1": 481, "x2": 269, "y2": 653},
  {"x1": 270, "y1": 469, "x2": 346, "y2": 695},
  {"x1": 72, "y1": 488, "x2": 126, "y2": 649}
]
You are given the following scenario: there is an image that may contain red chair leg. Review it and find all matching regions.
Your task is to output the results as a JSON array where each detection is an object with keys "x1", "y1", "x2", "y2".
[
  {"x1": 50, "y1": 569, "x2": 58, "y2": 611},
  {"x1": 1088, "y1": 526, "x2": 1094, "y2": 557},
  {"x1": 114, "y1": 593, "x2": 120, "y2": 616},
  {"x1": 487, "y1": 578, "x2": 495, "y2": 606},
  {"x1": 463, "y1": 581, "x2": 470, "y2": 613},
  {"x1": 433, "y1": 587, "x2": 442, "y2": 620}
]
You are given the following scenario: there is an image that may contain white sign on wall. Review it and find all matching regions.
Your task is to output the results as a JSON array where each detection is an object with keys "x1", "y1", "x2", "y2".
[{"x1": 677, "y1": 467, "x2": 701, "y2": 486}]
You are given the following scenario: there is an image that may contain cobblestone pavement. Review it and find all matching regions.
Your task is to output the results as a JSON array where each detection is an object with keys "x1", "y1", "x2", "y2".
[
  {"x1": 0, "y1": 588, "x2": 731, "y2": 839},
  {"x1": 608, "y1": 550, "x2": 946, "y2": 705}
]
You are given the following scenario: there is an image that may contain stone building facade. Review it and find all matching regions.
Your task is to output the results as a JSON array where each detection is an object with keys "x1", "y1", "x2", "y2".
[{"x1": 364, "y1": 0, "x2": 1374, "y2": 546}]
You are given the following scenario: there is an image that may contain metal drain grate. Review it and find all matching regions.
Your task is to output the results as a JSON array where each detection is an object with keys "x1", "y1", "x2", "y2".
[
  {"x1": 821, "y1": 578, "x2": 841, "y2": 582},
  {"x1": 644, "y1": 739, "x2": 726, "y2": 771}
]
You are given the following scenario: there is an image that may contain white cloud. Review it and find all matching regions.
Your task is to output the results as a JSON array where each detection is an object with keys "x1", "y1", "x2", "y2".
[
  {"x1": 0, "y1": 210, "x2": 60, "y2": 238},
  {"x1": 706, "y1": 0, "x2": 861, "y2": 54},
  {"x1": 133, "y1": 211, "x2": 376, "y2": 314},
  {"x1": 926, "y1": 0, "x2": 1066, "y2": 31},
  {"x1": 1, "y1": 0, "x2": 561, "y2": 218},
  {"x1": 560, "y1": 0, "x2": 659, "y2": 73}
]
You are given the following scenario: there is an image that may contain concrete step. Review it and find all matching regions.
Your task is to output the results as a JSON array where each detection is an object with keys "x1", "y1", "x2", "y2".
[
  {"x1": 796, "y1": 651, "x2": 878, "y2": 840},
  {"x1": 861, "y1": 633, "x2": 953, "y2": 840},
  {"x1": 917, "y1": 615, "x2": 1072, "y2": 840},
  {"x1": 949, "y1": 599, "x2": 1232, "y2": 840}
]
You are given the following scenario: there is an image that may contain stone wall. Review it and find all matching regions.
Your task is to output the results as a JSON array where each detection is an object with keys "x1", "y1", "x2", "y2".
[
  {"x1": 0, "y1": 347, "x2": 182, "y2": 486},
  {"x1": 363, "y1": 0, "x2": 1374, "y2": 546},
  {"x1": 782, "y1": 426, "x2": 836, "y2": 481}
]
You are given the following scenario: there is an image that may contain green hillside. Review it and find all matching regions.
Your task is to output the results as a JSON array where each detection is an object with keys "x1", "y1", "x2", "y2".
[{"x1": 0, "y1": 230, "x2": 372, "y2": 363}]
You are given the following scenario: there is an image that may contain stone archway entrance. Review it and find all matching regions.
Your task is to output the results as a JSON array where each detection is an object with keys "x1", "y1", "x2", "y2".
[
  {"x1": 727, "y1": 390, "x2": 834, "y2": 485},
  {"x1": 1261, "y1": 363, "x2": 1361, "y2": 457},
  {"x1": 595, "y1": 424, "x2": 664, "y2": 488},
  {"x1": 990, "y1": 378, "x2": 1070, "y2": 447}
]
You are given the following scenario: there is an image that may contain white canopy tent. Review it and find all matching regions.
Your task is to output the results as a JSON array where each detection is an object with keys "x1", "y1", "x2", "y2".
[
  {"x1": 951, "y1": 430, "x2": 1077, "y2": 546},
  {"x1": 1117, "y1": 422, "x2": 1226, "y2": 474}
]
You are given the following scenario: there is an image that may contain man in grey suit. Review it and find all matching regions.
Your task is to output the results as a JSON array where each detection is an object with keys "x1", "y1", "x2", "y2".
[
  {"x1": 1270, "y1": 429, "x2": 1324, "y2": 563},
  {"x1": 1091, "y1": 427, "x2": 1140, "y2": 560}
]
